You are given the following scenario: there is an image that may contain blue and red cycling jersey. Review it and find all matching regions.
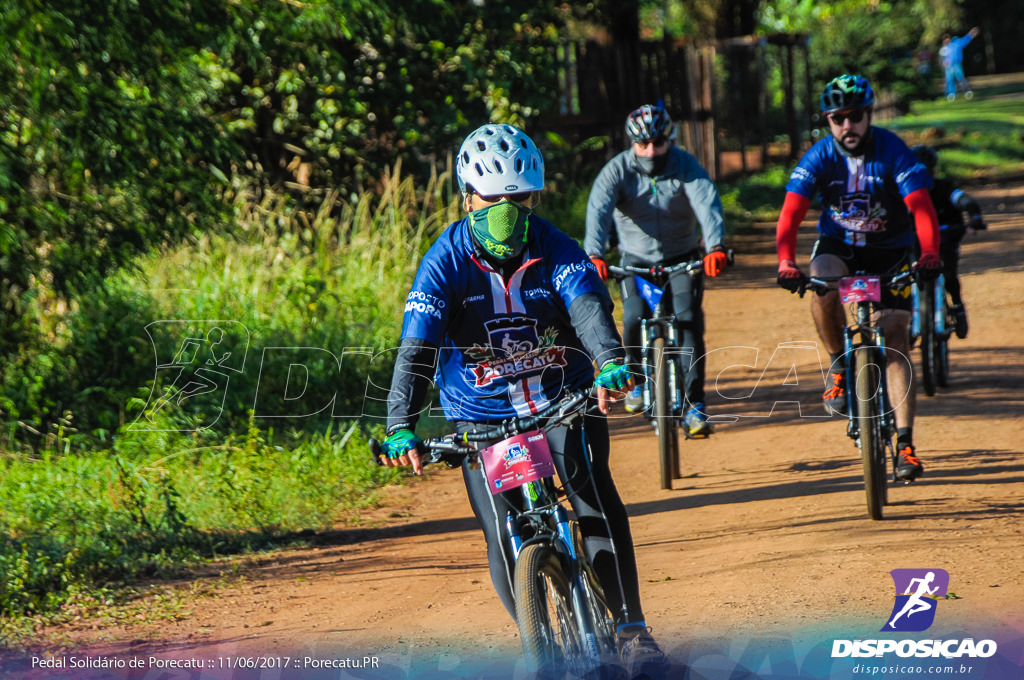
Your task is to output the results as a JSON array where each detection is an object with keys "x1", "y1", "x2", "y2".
[
  {"x1": 786, "y1": 127, "x2": 932, "y2": 250},
  {"x1": 401, "y1": 215, "x2": 609, "y2": 422}
]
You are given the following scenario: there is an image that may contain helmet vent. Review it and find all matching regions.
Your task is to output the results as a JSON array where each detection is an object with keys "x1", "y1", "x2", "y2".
[{"x1": 494, "y1": 160, "x2": 504, "y2": 173}]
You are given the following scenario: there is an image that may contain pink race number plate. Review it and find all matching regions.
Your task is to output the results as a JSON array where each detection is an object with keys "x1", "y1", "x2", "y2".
[
  {"x1": 479, "y1": 429, "x2": 556, "y2": 495},
  {"x1": 838, "y1": 275, "x2": 882, "y2": 304}
]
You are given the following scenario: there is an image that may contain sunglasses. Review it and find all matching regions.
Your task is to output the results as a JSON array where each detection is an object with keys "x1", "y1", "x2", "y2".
[
  {"x1": 828, "y1": 109, "x2": 866, "y2": 125},
  {"x1": 635, "y1": 136, "x2": 669, "y2": 148}
]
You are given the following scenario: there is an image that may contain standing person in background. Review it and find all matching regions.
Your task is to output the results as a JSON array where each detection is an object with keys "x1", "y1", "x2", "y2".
[
  {"x1": 775, "y1": 74, "x2": 942, "y2": 481},
  {"x1": 910, "y1": 145, "x2": 986, "y2": 338},
  {"x1": 584, "y1": 103, "x2": 728, "y2": 438},
  {"x1": 939, "y1": 27, "x2": 980, "y2": 100}
]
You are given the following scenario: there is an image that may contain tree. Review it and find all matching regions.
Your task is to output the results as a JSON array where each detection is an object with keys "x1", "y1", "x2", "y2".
[{"x1": 0, "y1": 1, "x2": 240, "y2": 356}]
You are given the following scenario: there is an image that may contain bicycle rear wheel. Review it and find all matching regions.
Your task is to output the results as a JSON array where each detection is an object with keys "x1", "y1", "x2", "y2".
[
  {"x1": 918, "y1": 283, "x2": 936, "y2": 396},
  {"x1": 854, "y1": 347, "x2": 886, "y2": 520},
  {"x1": 653, "y1": 337, "x2": 678, "y2": 490},
  {"x1": 515, "y1": 543, "x2": 590, "y2": 672}
]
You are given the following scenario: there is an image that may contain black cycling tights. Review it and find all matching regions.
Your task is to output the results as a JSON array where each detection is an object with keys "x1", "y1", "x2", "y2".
[{"x1": 460, "y1": 412, "x2": 644, "y2": 626}]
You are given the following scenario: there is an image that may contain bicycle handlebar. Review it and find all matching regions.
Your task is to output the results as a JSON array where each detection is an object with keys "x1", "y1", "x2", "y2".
[
  {"x1": 802, "y1": 270, "x2": 915, "y2": 296},
  {"x1": 369, "y1": 388, "x2": 594, "y2": 468},
  {"x1": 606, "y1": 249, "x2": 735, "y2": 282}
]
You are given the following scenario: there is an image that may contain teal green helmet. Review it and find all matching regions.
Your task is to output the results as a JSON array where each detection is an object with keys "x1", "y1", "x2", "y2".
[{"x1": 821, "y1": 74, "x2": 875, "y2": 113}]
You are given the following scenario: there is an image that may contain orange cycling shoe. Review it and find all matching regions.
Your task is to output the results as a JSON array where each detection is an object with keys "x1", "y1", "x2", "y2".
[
  {"x1": 896, "y1": 445, "x2": 924, "y2": 481},
  {"x1": 823, "y1": 370, "x2": 848, "y2": 415}
]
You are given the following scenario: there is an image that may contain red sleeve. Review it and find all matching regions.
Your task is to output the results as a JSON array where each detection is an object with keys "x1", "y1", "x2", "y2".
[
  {"x1": 776, "y1": 192, "x2": 811, "y2": 264},
  {"x1": 904, "y1": 187, "x2": 940, "y2": 257}
]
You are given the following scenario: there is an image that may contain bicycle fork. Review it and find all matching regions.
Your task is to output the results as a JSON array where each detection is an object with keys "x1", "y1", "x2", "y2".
[
  {"x1": 639, "y1": 316, "x2": 687, "y2": 419},
  {"x1": 843, "y1": 325, "x2": 898, "y2": 477}
]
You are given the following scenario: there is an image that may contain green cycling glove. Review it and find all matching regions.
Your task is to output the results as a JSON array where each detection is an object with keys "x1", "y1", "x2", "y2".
[
  {"x1": 382, "y1": 428, "x2": 423, "y2": 459},
  {"x1": 594, "y1": 361, "x2": 632, "y2": 391}
]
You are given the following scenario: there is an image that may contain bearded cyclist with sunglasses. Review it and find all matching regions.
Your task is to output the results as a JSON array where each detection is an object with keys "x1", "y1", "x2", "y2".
[
  {"x1": 775, "y1": 74, "x2": 941, "y2": 482},
  {"x1": 379, "y1": 123, "x2": 669, "y2": 676}
]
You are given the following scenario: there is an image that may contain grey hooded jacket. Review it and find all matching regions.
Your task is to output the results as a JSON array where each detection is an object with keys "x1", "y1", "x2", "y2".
[{"x1": 584, "y1": 146, "x2": 725, "y2": 262}]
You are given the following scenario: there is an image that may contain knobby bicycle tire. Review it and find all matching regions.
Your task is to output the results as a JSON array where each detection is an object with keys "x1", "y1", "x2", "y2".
[
  {"x1": 653, "y1": 337, "x2": 677, "y2": 490},
  {"x1": 918, "y1": 283, "x2": 936, "y2": 396},
  {"x1": 854, "y1": 347, "x2": 887, "y2": 520},
  {"x1": 514, "y1": 543, "x2": 591, "y2": 672}
]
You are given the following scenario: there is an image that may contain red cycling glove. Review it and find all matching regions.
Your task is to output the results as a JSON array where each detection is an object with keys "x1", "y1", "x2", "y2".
[{"x1": 704, "y1": 248, "x2": 729, "y2": 277}]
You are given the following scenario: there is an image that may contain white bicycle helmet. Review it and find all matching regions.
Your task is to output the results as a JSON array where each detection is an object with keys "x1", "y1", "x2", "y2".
[{"x1": 456, "y1": 124, "x2": 544, "y2": 197}]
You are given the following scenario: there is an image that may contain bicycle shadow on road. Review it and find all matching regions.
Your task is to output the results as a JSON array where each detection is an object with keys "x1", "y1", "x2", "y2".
[{"x1": 623, "y1": 447, "x2": 1024, "y2": 521}]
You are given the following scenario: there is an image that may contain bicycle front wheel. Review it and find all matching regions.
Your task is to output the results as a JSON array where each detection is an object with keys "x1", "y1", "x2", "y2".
[
  {"x1": 854, "y1": 347, "x2": 887, "y2": 520},
  {"x1": 515, "y1": 543, "x2": 590, "y2": 673},
  {"x1": 918, "y1": 283, "x2": 936, "y2": 396},
  {"x1": 653, "y1": 337, "x2": 678, "y2": 490}
]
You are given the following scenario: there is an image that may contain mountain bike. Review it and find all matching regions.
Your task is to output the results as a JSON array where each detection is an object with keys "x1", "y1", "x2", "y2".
[
  {"x1": 608, "y1": 254, "x2": 731, "y2": 490},
  {"x1": 911, "y1": 272, "x2": 952, "y2": 396},
  {"x1": 804, "y1": 269, "x2": 915, "y2": 521},
  {"x1": 371, "y1": 389, "x2": 617, "y2": 673}
]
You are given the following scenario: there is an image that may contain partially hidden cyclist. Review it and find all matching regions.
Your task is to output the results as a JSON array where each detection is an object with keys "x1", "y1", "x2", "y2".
[
  {"x1": 378, "y1": 123, "x2": 668, "y2": 675},
  {"x1": 775, "y1": 74, "x2": 942, "y2": 481},
  {"x1": 584, "y1": 102, "x2": 728, "y2": 437},
  {"x1": 910, "y1": 144, "x2": 986, "y2": 339}
]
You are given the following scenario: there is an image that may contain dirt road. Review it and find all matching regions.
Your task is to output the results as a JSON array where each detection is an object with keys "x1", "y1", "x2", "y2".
[{"x1": 5, "y1": 183, "x2": 1023, "y2": 679}]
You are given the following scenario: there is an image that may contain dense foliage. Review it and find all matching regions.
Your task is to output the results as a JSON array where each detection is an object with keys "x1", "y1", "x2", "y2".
[{"x1": 1, "y1": 0, "x2": 565, "y2": 438}]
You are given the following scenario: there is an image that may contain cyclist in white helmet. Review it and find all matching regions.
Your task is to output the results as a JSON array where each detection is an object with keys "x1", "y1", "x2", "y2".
[{"x1": 379, "y1": 123, "x2": 670, "y2": 674}]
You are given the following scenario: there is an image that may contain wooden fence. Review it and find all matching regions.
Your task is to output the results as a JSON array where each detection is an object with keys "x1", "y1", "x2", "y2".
[{"x1": 545, "y1": 33, "x2": 814, "y2": 180}]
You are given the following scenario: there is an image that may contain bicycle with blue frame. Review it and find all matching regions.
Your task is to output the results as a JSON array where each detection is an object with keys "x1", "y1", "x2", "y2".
[
  {"x1": 608, "y1": 254, "x2": 731, "y2": 490},
  {"x1": 911, "y1": 270, "x2": 952, "y2": 396},
  {"x1": 803, "y1": 269, "x2": 916, "y2": 521},
  {"x1": 371, "y1": 389, "x2": 618, "y2": 673}
]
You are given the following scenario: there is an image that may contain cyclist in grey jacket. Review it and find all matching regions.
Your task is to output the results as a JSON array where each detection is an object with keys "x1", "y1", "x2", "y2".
[{"x1": 585, "y1": 103, "x2": 727, "y2": 435}]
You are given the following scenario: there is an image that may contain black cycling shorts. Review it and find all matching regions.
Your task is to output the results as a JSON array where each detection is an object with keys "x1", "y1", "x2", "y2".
[{"x1": 811, "y1": 236, "x2": 914, "y2": 311}]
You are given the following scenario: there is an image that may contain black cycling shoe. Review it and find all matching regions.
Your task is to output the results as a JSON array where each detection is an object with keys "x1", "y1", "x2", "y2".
[{"x1": 951, "y1": 304, "x2": 968, "y2": 339}]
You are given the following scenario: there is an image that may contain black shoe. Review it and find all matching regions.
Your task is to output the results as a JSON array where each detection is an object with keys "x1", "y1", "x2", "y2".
[
  {"x1": 951, "y1": 304, "x2": 968, "y2": 339},
  {"x1": 823, "y1": 370, "x2": 848, "y2": 415},
  {"x1": 618, "y1": 626, "x2": 671, "y2": 679},
  {"x1": 896, "y1": 445, "x2": 924, "y2": 481}
]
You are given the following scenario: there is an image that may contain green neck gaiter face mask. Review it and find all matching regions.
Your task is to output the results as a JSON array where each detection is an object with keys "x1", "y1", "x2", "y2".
[{"x1": 468, "y1": 200, "x2": 531, "y2": 262}]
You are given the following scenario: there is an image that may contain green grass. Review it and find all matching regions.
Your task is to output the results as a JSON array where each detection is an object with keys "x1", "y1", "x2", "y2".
[{"x1": 886, "y1": 78, "x2": 1024, "y2": 181}]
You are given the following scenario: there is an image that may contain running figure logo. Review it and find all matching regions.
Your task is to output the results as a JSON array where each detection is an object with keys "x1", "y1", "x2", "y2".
[
  {"x1": 130, "y1": 320, "x2": 249, "y2": 432},
  {"x1": 881, "y1": 568, "x2": 949, "y2": 632}
]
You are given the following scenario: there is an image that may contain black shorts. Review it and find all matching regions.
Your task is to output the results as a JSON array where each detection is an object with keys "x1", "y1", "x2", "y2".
[{"x1": 811, "y1": 236, "x2": 914, "y2": 311}]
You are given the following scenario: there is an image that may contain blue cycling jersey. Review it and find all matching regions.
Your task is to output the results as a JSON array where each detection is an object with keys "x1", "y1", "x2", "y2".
[
  {"x1": 786, "y1": 128, "x2": 931, "y2": 249},
  {"x1": 401, "y1": 215, "x2": 608, "y2": 422}
]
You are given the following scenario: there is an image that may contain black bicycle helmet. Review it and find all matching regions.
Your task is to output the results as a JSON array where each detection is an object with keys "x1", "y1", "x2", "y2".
[
  {"x1": 820, "y1": 74, "x2": 876, "y2": 113},
  {"x1": 911, "y1": 145, "x2": 938, "y2": 173},
  {"x1": 625, "y1": 104, "x2": 675, "y2": 143}
]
